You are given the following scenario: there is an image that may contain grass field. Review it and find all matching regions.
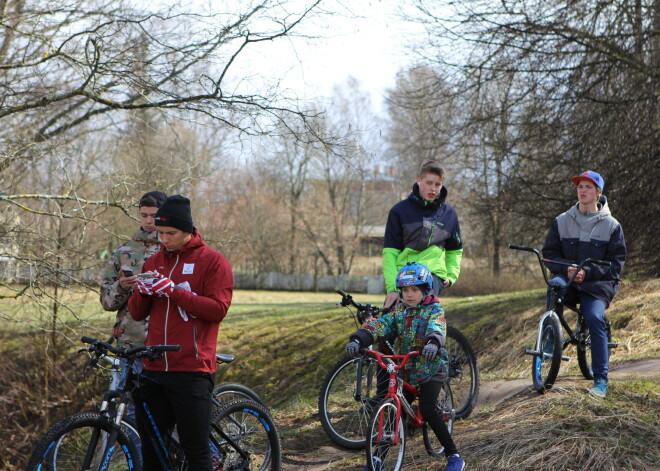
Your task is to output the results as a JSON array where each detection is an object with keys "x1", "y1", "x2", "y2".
[{"x1": 1, "y1": 280, "x2": 659, "y2": 470}]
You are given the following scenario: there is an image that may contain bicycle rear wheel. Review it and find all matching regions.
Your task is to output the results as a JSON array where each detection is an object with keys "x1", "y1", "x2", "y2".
[
  {"x1": 366, "y1": 400, "x2": 405, "y2": 471},
  {"x1": 213, "y1": 382, "x2": 268, "y2": 409},
  {"x1": 211, "y1": 399, "x2": 281, "y2": 471},
  {"x1": 532, "y1": 314, "x2": 563, "y2": 393},
  {"x1": 576, "y1": 318, "x2": 615, "y2": 380},
  {"x1": 446, "y1": 326, "x2": 479, "y2": 420},
  {"x1": 26, "y1": 411, "x2": 140, "y2": 471},
  {"x1": 318, "y1": 354, "x2": 379, "y2": 449},
  {"x1": 423, "y1": 383, "x2": 454, "y2": 457}
]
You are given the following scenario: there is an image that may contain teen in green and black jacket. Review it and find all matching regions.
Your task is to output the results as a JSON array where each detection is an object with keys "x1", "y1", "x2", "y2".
[{"x1": 383, "y1": 160, "x2": 463, "y2": 308}]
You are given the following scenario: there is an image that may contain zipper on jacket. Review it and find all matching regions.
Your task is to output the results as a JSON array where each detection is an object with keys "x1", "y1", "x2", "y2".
[
  {"x1": 163, "y1": 255, "x2": 180, "y2": 372},
  {"x1": 193, "y1": 324, "x2": 199, "y2": 359}
]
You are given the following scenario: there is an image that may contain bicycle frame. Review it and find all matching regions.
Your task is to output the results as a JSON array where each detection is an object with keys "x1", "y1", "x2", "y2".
[
  {"x1": 527, "y1": 310, "x2": 571, "y2": 362},
  {"x1": 366, "y1": 349, "x2": 424, "y2": 444},
  {"x1": 508, "y1": 244, "x2": 616, "y2": 391}
]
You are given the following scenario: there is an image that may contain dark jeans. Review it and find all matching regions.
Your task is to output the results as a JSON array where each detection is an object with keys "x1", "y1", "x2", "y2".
[
  {"x1": 134, "y1": 370, "x2": 214, "y2": 471},
  {"x1": 431, "y1": 274, "x2": 445, "y2": 298},
  {"x1": 548, "y1": 276, "x2": 610, "y2": 381}
]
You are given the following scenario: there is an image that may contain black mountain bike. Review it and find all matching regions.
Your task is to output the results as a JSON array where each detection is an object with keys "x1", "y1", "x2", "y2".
[
  {"x1": 26, "y1": 336, "x2": 281, "y2": 471},
  {"x1": 318, "y1": 289, "x2": 478, "y2": 449},
  {"x1": 509, "y1": 245, "x2": 617, "y2": 393}
]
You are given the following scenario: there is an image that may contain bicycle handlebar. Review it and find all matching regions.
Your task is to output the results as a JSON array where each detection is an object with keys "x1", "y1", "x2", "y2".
[
  {"x1": 335, "y1": 289, "x2": 390, "y2": 323},
  {"x1": 508, "y1": 244, "x2": 612, "y2": 286},
  {"x1": 81, "y1": 336, "x2": 181, "y2": 360},
  {"x1": 364, "y1": 349, "x2": 420, "y2": 371}
]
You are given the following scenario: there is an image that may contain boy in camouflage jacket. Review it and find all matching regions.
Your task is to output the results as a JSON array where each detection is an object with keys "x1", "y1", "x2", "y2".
[{"x1": 99, "y1": 191, "x2": 167, "y2": 348}]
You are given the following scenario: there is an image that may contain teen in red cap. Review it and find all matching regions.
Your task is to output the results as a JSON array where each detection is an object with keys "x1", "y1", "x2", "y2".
[{"x1": 542, "y1": 171, "x2": 626, "y2": 398}]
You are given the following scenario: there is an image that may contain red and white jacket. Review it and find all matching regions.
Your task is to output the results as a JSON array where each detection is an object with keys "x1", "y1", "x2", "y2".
[{"x1": 129, "y1": 229, "x2": 233, "y2": 373}]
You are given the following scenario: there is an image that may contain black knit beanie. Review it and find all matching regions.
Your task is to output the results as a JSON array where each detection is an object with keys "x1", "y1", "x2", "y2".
[
  {"x1": 155, "y1": 195, "x2": 194, "y2": 233},
  {"x1": 139, "y1": 190, "x2": 168, "y2": 208}
]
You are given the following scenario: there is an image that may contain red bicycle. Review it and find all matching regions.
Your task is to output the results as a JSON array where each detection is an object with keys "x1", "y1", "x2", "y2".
[{"x1": 365, "y1": 349, "x2": 454, "y2": 471}]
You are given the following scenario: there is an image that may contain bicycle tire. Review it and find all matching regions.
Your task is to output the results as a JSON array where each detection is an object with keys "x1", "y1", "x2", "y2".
[
  {"x1": 423, "y1": 383, "x2": 454, "y2": 457},
  {"x1": 211, "y1": 399, "x2": 281, "y2": 471},
  {"x1": 213, "y1": 382, "x2": 268, "y2": 409},
  {"x1": 366, "y1": 399, "x2": 405, "y2": 471},
  {"x1": 532, "y1": 314, "x2": 563, "y2": 393},
  {"x1": 318, "y1": 353, "x2": 379, "y2": 449},
  {"x1": 445, "y1": 326, "x2": 479, "y2": 420},
  {"x1": 576, "y1": 318, "x2": 614, "y2": 381},
  {"x1": 26, "y1": 411, "x2": 140, "y2": 471}
]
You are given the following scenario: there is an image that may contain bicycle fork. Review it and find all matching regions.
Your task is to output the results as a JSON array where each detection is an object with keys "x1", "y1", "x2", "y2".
[{"x1": 524, "y1": 311, "x2": 570, "y2": 361}]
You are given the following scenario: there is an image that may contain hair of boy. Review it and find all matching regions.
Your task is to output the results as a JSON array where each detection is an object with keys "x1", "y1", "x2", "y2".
[
  {"x1": 138, "y1": 191, "x2": 168, "y2": 209},
  {"x1": 418, "y1": 160, "x2": 445, "y2": 181}
]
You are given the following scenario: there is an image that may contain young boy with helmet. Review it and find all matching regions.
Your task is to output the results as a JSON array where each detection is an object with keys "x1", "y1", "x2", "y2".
[{"x1": 345, "y1": 262, "x2": 466, "y2": 471}]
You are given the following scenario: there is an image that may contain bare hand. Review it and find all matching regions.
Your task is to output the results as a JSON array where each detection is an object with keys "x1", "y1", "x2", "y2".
[
  {"x1": 567, "y1": 266, "x2": 585, "y2": 284},
  {"x1": 443, "y1": 279, "x2": 451, "y2": 288},
  {"x1": 119, "y1": 269, "x2": 138, "y2": 290},
  {"x1": 384, "y1": 291, "x2": 400, "y2": 309}
]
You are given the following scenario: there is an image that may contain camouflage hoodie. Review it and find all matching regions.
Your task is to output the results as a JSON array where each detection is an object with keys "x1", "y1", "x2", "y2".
[{"x1": 100, "y1": 228, "x2": 161, "y2": 348}]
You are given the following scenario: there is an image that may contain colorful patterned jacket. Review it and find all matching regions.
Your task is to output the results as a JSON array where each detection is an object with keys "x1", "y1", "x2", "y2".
[
  {"x1": 350, "y1": 296, "x2": 448, "y2": 387},
  {"x1": 99, "y1": 228, "x2": 161, "y2": 348}
]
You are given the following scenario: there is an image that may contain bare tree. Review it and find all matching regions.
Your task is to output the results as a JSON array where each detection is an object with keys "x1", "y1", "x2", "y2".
[
  {"x1": 0, "y1": 0, "x2": 332, "y2": 346},
  {"x1": 385, "y1": 65, "x2": 459, "y2": 183},
  {"x1": 409, "y1": 0, "x2": 660, "y2": 275}
]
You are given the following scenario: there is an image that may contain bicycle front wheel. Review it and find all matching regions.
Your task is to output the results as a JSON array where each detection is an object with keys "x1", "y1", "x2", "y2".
[
  {"x1": 211, "y1": 399, "x2": 281, "y2": 471},
  {"x1": 26, "y1": 411, "x2": 140, "y2": 471},
  {"x1": 318, "y1": 354, "x2": 379, "y2": 449},
  {"x1": 532, "y1": 314, "x2": 563, "y2": 393},
  {"x1": 423, "y1": 383, "x2": 454, "y2": 457},
  {"x1": 446, "y1": 326, "x2": 479, "y2": 419},
  {"x1": 367, "y1": 400, "x2": 405, "y2": 471}
]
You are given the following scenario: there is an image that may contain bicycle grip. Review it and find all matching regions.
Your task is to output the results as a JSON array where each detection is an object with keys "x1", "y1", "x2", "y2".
[
  {"x1": 587, "y1": 258, "x2": 612, "y2": 267},
  {"x1": 336, "y1": 288, "x2": 348, "y2": 297},
  {"x1": 508, "y1": 244, "x2": 534, "y2": 252},
  {"x1": 158, "y1": 345, "x2": 181, "y2": 352},
  {"x1": 81, "y1": 336, "x2": 96, "y2": 345}
]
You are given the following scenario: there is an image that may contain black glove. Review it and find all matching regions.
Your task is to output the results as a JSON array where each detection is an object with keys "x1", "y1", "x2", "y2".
[
  {"x1": 421, "y1": 342, "x2": 439, "y2": 362},
  {"x1": 345, "y1": 339, "x2": 361, "y2": 358}
]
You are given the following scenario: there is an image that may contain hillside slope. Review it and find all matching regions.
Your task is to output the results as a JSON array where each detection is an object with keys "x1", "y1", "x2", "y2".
[
  {"x1": 222, "y1": 279, "x2": 660, "y2": 470},
  {"x1": 2, "y1": 280, "x2": 658, "y2": 470}
]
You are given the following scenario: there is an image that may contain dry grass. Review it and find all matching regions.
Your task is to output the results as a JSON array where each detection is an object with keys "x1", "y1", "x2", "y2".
[
  {"x1": 1, "y1": 278, "x2": 658, "y2": 470},
  {"x1": 456, "y1": 379, "x2": 660, "y2": 470}
]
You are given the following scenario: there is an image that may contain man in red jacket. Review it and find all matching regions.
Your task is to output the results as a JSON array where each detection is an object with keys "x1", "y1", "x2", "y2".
[{"x1": 129, "y1": 194, "x2": 233, "y2": 471}]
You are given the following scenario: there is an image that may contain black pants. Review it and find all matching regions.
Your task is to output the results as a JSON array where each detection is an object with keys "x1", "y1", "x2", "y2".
[
  {"x1": 416, "y1": 380, "x2": 458, "y2": 457},
  {"x1": 134, "y1": 370, "x2": 214, "y2": 471}
]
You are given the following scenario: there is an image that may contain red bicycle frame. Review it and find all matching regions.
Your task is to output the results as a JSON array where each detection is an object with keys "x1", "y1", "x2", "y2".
[{"x1": 367, "y1": 349, "x2": 425, "y2": 444}]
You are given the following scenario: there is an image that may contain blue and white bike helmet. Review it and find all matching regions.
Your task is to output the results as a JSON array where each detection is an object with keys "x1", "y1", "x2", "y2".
[{"x1": 396, "y1": 262, "x2": 433, "y2": 296}]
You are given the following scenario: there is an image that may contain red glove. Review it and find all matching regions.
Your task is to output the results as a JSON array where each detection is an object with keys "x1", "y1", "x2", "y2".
[
  {"x1": 136, "y1": 279, "x2": 154, "y2": 296},
  {"x1": 152, "y1": 272, "x2": 175, "y2": 297}
]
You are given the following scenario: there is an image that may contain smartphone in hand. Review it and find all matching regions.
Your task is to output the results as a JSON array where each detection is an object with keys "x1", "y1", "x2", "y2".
[
  {"x1": 122, "y1": 268, "x2": 134, "y2": 277},
  {"x1": 137, "y1": 272, "x2": 155, "y2": 282}
]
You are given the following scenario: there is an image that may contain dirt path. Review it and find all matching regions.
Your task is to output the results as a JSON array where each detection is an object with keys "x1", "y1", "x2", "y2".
[{"x1": 279, "y1": 358, "x2": 660, "y2": 470}]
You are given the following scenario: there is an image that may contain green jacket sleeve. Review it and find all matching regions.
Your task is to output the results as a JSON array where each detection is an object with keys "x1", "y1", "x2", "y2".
[
  {"x1": 444, "y1": 248, "x2": 463, "y2": 285},
  {"x1": 382, "y1": 247, "x2": 401, "y2": 293}
]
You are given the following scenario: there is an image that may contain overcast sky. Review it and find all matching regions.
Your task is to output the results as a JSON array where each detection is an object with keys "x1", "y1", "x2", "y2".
[{"x1": 230, "y1": 1, "x2": 425, "y2": 110}]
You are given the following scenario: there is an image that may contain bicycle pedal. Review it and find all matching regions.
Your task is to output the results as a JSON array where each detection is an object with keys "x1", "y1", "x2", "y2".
[
  {"x1": 561, "y1": 355, "x2": 570, "y2": 361},
  {"x1": 524, "y1": 349, "x2": 539, "y2": 357},
  {"x1": 608, "y1": 342, "x2": 618, "y2": 349}
]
